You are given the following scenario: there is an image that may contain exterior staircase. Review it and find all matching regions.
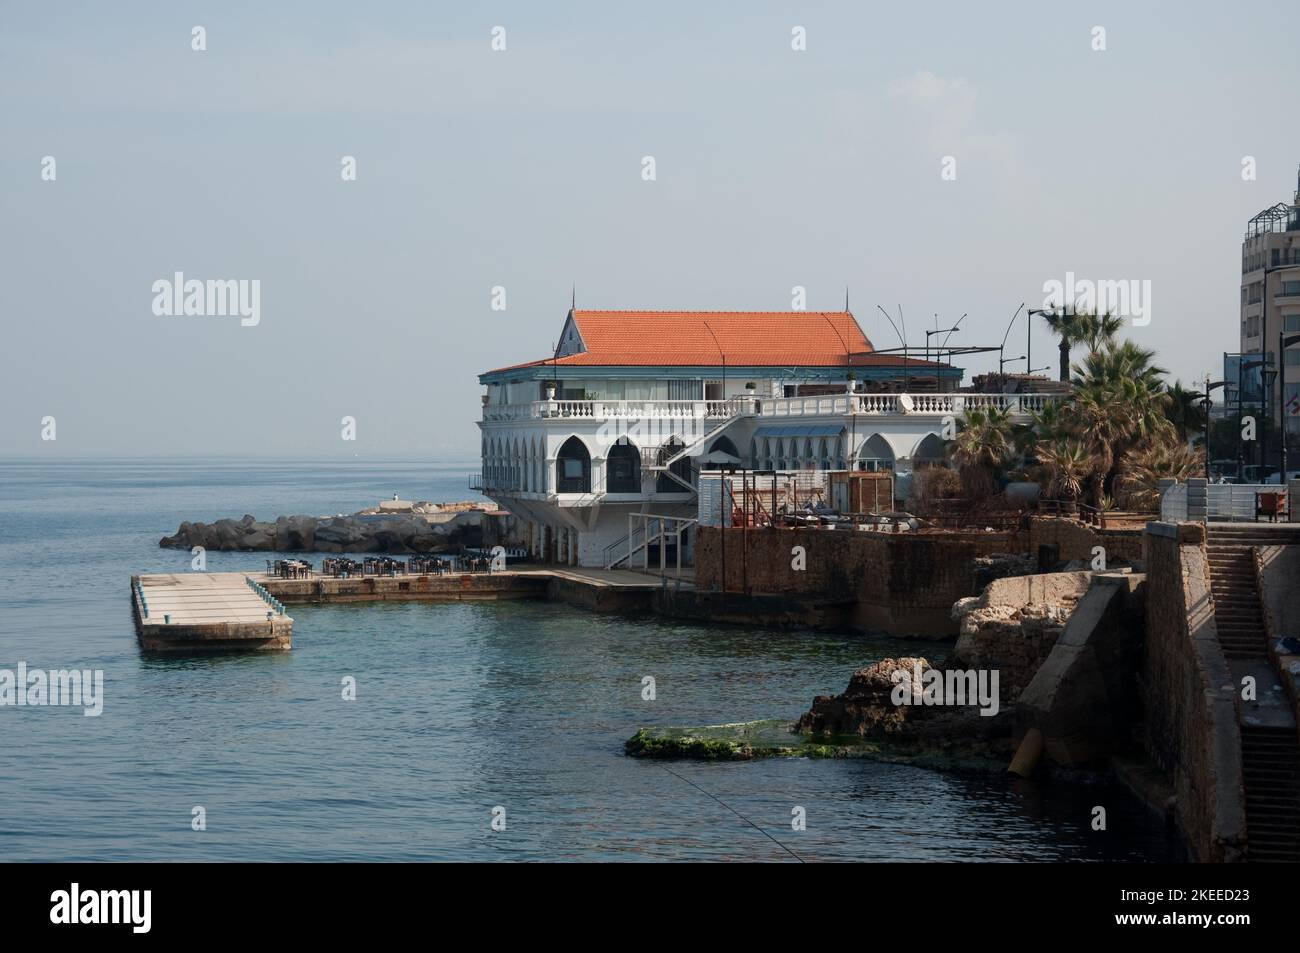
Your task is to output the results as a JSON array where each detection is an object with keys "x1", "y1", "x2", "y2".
[
  {"x1": 1239, "y1": 725, "x2": 1300, "y2": 862},
  {"x1": 1205, "y1": 524, "x2": 1300, "y2": 862},
  {"x1": 1206, "y1": 532, "x2": 1270, "y2": 658}
]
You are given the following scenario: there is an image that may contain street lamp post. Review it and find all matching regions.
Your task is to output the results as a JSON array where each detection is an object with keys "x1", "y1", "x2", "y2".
[
  {"x1": 999, "y1": 352, "x2": 1026, "y2": 391},
  {"x1": 1198, "y1": 378, "x2": 1227, "y2": 481},
  {"x1": 1025, "y1": 307, "x2": 1062, "y2": 378},
  {"x1": 925, "y1": 327, "x2": 962, "y2": 380}
]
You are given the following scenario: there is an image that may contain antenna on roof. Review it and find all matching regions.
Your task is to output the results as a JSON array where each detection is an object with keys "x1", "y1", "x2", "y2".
[
  {"x1": 571, "y1": 284, "x2": 576, "y2": 311},
  {"x1": 845, "y1": 286, "x2": 850, "y2": 313},
  {"x1": 875, "y1": 305, "x2": 905, "y2": 349},
  {"x1": 940, "y1": 313, "x2": 967, "y2": 351}
]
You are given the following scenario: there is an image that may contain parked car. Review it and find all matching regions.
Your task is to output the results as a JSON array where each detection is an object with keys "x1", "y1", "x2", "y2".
[{"x1": 1263, "y1": 470, "x2": 1300, "y2": 484}]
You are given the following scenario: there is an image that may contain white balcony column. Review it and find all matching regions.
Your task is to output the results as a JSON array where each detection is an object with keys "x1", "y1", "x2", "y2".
[{"x1": 546, "y1": 458, "x2": 557, "y2": 495}]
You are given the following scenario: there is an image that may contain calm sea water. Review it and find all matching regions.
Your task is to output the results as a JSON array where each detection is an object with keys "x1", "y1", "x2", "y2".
[{"x1": 0, "y1": 459, "x2": 1183, "y2": 861}]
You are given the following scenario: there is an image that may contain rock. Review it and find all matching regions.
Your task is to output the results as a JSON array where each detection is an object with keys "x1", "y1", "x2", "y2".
[
  {"x1": 796, "y1": 655, "x2": 1011, "y2": 754},
  {"x1": 796, "y1": 657, "x2": 933, "y2": 737},
  {"x1": 160, "y1": 504, "x2": 525, "y2": 554},
  {"x1": 948, "y1": 571, "x2": 1092, "y2": 701},
  {"x1": 951, "y1": 596, "x2": 979, "y2": 621}
]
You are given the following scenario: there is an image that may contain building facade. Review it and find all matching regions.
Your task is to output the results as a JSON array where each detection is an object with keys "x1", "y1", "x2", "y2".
[
  {"x1": 1239, "y1": 166, "x2": 1300, "y2": 463},
  {"x1": 475, "y1": 309, "x2": 1049, "y2": 567}
]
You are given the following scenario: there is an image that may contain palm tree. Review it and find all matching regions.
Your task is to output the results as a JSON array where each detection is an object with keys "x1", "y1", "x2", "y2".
[
  {"x1": 1076, "y1": 312, "x2": 1124, "y2": 353},
  {"x1": 1040, "y1": 308, "x2": 1092, "y2": 382},
  {"x1": 1071, "y1": 339, "x2": 1167, "y2": 389},
  {"x1": 947, "y1": 406, "x2": 1016, "y2": 500},
  {"x1": 1116, "y1": 437, "x2": 1203, "y2": 511},
  {"x1": 1165, "y1": 380, "x2": 1207, "y2": 444},
  {"x1": 1039, "y1": 308, "x2": 1124, "y2": 382},
  {"x1": 1062, "y1": 341, "x2": 1174, "y2": 504},
  {"x1": 1030, "y1": 399, "x2": 1071, "y2": 443},
  {"x1": 1036, "y1": 438, "x2": 1091, "y2": 502}
]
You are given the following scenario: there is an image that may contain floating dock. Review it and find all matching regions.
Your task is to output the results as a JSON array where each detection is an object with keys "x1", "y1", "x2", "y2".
[
  {"x1": 131, "y1": 567, "x2": 694, "y2": 652},
  {"x1": 132, "y1": 573, "x2": 292, "y2": 652}
]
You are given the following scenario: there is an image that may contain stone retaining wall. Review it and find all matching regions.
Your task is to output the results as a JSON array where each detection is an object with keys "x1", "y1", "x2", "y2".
[
  {"x1": 1142, "y1": 522, "x2": 1245, "y2": 862},
  {"x1": 1254, "y1": 544, "x2": 1300, "y2": 725},
  {"x1": 1023, "y1": 517, "x2": 1144, "y2": 566},
  {"x1": 696, "y1": 527, "x2": 1015, "y2": 636}
]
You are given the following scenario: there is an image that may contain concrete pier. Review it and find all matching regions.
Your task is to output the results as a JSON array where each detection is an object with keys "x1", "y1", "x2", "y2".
[
  {"x1": 132, "y1": 573, "x2": 292, "y2": 652},
  {"x1": 130, "y1": 566, "x2": 694, "y2": 652}
]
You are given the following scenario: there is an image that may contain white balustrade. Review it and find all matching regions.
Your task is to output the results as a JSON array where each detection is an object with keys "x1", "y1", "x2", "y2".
[
  {"x1": 482, "y1": 398, "x2": 750, "y2": 422},
  {"x1": 482, "y1": 393, "x2": 1058, "y2": 422}
]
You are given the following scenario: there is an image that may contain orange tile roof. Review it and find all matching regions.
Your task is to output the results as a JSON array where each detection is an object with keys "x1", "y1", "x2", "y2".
[{"x1": 486, "y1": 310, "x2": 893, "y2": 372}]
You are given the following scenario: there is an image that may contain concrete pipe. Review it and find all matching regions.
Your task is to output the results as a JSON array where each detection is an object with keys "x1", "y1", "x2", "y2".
[{"x1": 1008, "y1": 727, "x2": 1044, "y2": 777}]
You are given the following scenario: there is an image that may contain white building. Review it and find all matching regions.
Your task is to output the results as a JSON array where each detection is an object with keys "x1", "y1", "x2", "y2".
[
  {"x1": 475, "y1": 309, "x2": 1051, "y2": 567},
  {"x1": 1239, "y1": 166, "x2": 1300, "y2": 457}
]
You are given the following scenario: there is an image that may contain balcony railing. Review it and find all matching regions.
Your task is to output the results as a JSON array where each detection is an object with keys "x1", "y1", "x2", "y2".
[
  {"x1": 761, "y1": 393, "x2": 1058, "y2": 417},
  {"x1": 482, "y1": 398, "x2": 748, "y2": 422},
  {"x1": 481, "y1": 393, "x2": 1059, "y2": 422}
]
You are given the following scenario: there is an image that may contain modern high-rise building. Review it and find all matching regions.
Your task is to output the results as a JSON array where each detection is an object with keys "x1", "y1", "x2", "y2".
[{"x1": 1239, "y1": 166, "x2": 1300, "y2": 468}]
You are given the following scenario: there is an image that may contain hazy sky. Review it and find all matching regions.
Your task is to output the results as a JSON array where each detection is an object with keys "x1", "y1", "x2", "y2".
[{"x1": 3, "y1": 1, "x2": 1298, "y2": 459}]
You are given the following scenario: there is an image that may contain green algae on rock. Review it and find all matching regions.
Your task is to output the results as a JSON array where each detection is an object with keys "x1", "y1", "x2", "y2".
[
  {"x1": 624, "y1": 720, "x2": 875, "y2": 761},
  {"x1": 625, "y1": 719, "x2": 1010, "y2": 773}
]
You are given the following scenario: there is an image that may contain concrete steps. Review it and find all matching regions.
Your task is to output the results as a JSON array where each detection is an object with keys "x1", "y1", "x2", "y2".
[
  {"x1": 1206, "y1": 532, "x2": 1270, "y2": 659},
  {"x1": 1206, "y1": 526, "x2": 1300, "y2": 862},
  {"x1": 1241, "y1": 725, "x2": 1300, "y2": 862}
]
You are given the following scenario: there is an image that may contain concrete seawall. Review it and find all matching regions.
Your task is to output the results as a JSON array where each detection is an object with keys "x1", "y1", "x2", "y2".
[
  {"x1": 1142, "y1": 522, "x2": 1246, "y2": 863},
  {"x1": 696, "y1": 526, "x2": 1018, "y2": 637},
  {"x1": 262, "y1": 571, "x2": 550, "y2": 604}
]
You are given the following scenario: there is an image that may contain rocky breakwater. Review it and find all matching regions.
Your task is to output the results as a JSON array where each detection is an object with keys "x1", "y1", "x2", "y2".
[
  {"x1": 794, "y1": 657, "x2": 1010, "y2": 762},
  {"x1": 160, "y1": 499, "x2": 523, "y2": 555}
]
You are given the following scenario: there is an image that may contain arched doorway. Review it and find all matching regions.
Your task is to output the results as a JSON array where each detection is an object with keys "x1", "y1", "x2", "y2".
[
  {"x1": 606, "y1": 438, "x2": 641, "y2": 493},
  {"x1": 556, "y1": 436, "x2": 591, "y2": 493},
  {"x1": 656, "y1": 438, "x2": 692, "y2": 493}
]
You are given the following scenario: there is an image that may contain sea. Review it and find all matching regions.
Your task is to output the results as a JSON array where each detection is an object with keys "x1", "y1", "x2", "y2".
[{"x1": 0, "y1": 459, "x2": 1185, "y2": 861}]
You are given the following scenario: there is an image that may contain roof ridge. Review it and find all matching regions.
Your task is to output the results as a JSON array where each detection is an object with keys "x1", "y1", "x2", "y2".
[{"x1": 572, "y1": 309, "x2": 856, "y2": 314}]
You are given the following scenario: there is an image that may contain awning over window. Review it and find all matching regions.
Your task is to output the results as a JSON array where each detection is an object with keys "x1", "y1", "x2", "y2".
[{"x1": 753, "y1": 424, "x2": 845, "y2": 439}]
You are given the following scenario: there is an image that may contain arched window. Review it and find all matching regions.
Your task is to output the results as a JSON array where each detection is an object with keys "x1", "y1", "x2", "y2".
[
  {"x1": 656, "y1": 438, "x2": 692, "y2": 493},
  {"x1": 858, "y1": 434, "x2": 896, "y2": 472},
  {"x1": 607, "y1": 439, "x2": 641, "y2": 493},
  {"x1": 912, "y1": 432, "x2": 947, "y2": 470},
  {"x1": 708, "y1": 435, "x2": 740, "y2": 460},
  {"x1": 556, "y1": 436, "x2": 591, "y2": 493}
]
